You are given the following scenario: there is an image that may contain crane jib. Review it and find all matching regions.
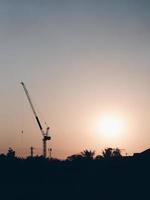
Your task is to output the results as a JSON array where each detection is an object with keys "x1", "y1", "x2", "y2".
[{"x1": 36, "y1": 116, "x2": 43, "y2": 131}]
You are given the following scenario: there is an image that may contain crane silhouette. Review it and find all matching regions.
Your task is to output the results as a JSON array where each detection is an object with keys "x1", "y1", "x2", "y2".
[{"x1": 21, "y1": 82, "x2": 51, "y2": 158}]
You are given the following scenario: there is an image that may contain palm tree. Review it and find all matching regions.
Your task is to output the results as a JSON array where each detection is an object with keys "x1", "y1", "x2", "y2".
[
  {"x1": 102, "y1": 148, "x2": 122, "y2": 158},
  {"x1": 112, "y1": 148, "x2": 122, "y2": 157},
  {"x1": 81, "y1": 150, "x2": 95, "y2": 160},
  {"x1": 102, "y1": 148, "x2": 113, "y2": 159}
]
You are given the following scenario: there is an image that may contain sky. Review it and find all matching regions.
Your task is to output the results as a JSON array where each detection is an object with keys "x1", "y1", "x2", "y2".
[{"x1": 0, "y1": 0, "x2": 150, "y2": 158}]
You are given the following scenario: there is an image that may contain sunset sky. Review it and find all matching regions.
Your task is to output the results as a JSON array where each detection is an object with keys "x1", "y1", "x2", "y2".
[{"x1": 0, "y1": 0, "x2": 150, "y2": 158}]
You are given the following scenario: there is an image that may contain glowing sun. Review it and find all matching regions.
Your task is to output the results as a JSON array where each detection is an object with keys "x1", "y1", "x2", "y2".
[{"x1": 97, "y1": 113, "x2": 124, "y2": 138}]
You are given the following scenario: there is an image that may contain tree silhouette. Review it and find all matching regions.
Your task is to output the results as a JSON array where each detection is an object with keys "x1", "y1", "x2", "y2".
[
  {"x1": 81, "y1": 150, "x2": 95, "y2": 160},
  {"x1": 102, "y1": 148, "x2": 113, "y2": 158},
  {"x1": 113, "y1": 148, "x2": 122, "y2": 157},
  {"x1": 67, "y1": 154, "x2": 83, "y2": 161},
  {"x1": 102, "y1": 148, "x2": 122, "y2": 158},
  {"x1": 95, "y1": 155, "x2": 103, "y2": 160},
  {"x1": 7, "y1": 147, "x2": 15, "y2": 158}
]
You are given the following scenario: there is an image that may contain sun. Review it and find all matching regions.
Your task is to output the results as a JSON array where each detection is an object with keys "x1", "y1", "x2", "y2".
[{"x1": 97, "y1": 113, "x2": 124, "y2": 138}]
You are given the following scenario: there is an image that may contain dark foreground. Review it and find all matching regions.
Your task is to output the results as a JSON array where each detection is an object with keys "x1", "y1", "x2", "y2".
[{"x1": 1, "y1": 153, "x2": 150, "y2": 200}]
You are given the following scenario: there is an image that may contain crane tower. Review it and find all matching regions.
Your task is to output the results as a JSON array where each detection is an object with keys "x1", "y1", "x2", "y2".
[{"x1": 21, "y1": 82, "x2": 51, "y2": 158}]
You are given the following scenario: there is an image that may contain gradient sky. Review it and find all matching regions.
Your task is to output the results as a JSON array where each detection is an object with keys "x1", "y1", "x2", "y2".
[{"x1": 0, "y1": 0, "x2": 150, "y2": 158}]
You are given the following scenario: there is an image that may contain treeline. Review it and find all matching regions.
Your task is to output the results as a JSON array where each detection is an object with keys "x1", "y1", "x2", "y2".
[
  {"x1": 1, "y1": 147, "x2": 124, "y2": 160},
  {"x1": 0, "y1": 147, "x2": 150, "y2": 200}
]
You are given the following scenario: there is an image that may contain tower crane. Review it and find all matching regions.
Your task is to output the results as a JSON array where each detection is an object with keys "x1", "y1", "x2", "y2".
[{"x1": 21, "y1": 82, "x2": 51, "y2": 158}]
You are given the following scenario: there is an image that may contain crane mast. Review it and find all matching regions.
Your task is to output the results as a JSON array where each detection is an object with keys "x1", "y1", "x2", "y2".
[{"x1": 21, "y1": 82, "x2": 51, "y2": 158}]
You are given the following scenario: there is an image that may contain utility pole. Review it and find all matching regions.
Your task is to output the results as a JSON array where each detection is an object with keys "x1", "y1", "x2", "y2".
[
  {"x1": 48, "y1": 148, "x2": 52, "y2": 159},
  {"x1": 30, "y1": 146, "x2": 35, "y2": 157}
]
